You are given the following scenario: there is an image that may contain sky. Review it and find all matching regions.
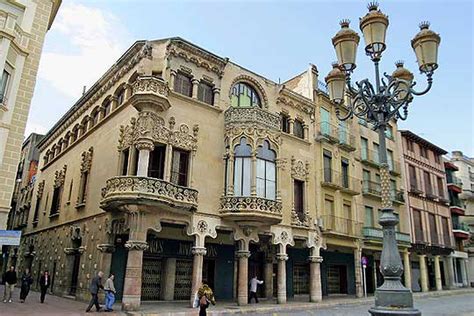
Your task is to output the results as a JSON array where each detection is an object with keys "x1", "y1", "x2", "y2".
[{"x1": 25, "y1": 0, "x2": 473, "y2": 156}]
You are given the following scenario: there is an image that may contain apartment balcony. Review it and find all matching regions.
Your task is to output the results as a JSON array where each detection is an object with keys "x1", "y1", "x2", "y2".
[
  {"x1": 224, "y1": 106, "x2": 280, "y2": 131},
  {"x1": 447, "y1": 175, "x2": 463, "y2": 194},
  {"x1": 452, "y1": 223, "x2": 470, "y2": 240},
  {"x1": 129, "y1": 76, "x2": 171, "y2": 112},
  {"x1": 100, "y1": 176, "x2": 198, "y2": 213},
  {"x1": 0, "y1": 11, "x2": 29, "y2": 52},
  {"x1": 316, "y1": 122, "x2": 356, "y2": 151},
  {"x1": 321, "y1": 168, "x2": 361, "y2": 195},
  {"x1": 362, "y1": 227, "x2": 411, "y2": 245},
  {"x1": 220, "y1": 196, "x2": 282, "y2": 226},
  {"x1": 321, "y1": 215, "x2": 362, "y2": 237},
  {"x1": 390, "y1": 189, "x2": 405, "y2": 204},
  {"x1": 411, "y1": 234, "x2": 454, "y2": 255},
  {"x1": 450, "y1": 198, "x2": 466, "y2": 215},
  {"x1": 409, "y1": 184, "x2": 423, "y2": 196},
  {"x1": 362, "y1": 180, "x2": 404, "y2": 204},
  {"x1": 360, "y1": 150, "x2": 400, "y2": 175}
]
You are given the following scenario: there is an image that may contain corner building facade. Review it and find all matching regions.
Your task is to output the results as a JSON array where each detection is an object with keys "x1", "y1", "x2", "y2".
[{"x1": 16, "y1": 38, "x2": 410, "y2": 310}]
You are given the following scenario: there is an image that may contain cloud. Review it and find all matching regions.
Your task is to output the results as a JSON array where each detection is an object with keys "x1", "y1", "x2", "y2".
[{"x1": 37, "y1": 2, "x2": 131, "y2": 99}]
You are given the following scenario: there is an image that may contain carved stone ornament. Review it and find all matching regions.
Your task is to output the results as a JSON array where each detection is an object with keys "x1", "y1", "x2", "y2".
[
  {"x1": 70, "y1": 225, "x2": 82, "y2": 241},
  {"x1": 308, "y1": 256, "x2": 323, "y2": 263},
  {"x1": 80, "y1": 147, "x2": 94, "y2": 174},
  {"x1": 236, "y1": 250, "x2": 251, "y2": 259},
  {"x1": 118, "y1": 112, "x2": 199, "y2": 152},
  {"x1": 271, "y1": 226, "x2": 295, "y2": 248},
  {"x1": 276, "y1": 88, "x2": 315, "y2": 115},
  {"x1": 291, "y1": 209, "x2": 311, "y2": 227},
  {"x1": 125, "y1": 240, "x2": 149, "y2": 251},
  {"x1": 276, "y1": 253, "x2": 289, "y2": 261},
  {"x1": 191, "y1": 247, "x2": 207, "y2": 256},
  {"x1": 111, "y1": 218, "x2": 129, "y2": 235},
  {"x1": 96, "y1": 244, "x2": 116, "y2": 253},
  {"x1": 197, "y1": 220, "x2": 208, "y2": 233},
  {"x1": 291, "y1": 156, "x2": 310, "y2": 180},
  {"x1": 53, "y1": 165, "x2": 67, "y2": 188},
  {"x1": 224, "y1": 125, "x2": 281, "y2": 159},
  {"x1": 36, "y1": 180, "x2": 45, "y2": 199}
]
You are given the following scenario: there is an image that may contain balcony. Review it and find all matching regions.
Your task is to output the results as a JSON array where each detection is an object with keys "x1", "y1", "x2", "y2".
[
  {"x1": 0, "y1": 11, "x2": 29, "y2": 52},
  {"x1": 321, "y1": 215, "x2": 362, "y2": 237},
  {"x1": 362, "y1": 180, "x2": 381, "y2": 198},
  {"x1": 220, "y1": 196, "x2": 282, "y2": 226},
  {"x1": 129, "y1": 76, "x2": 171, "y2": 112},
  {"x1": 321, "y1": 168, "x2": 360, "y2": 195},
  {"x1": 450, "y1": 198, "x2": 466, "y2": 215},
  {"x1": 361, "y1": 149, "x2": 380, "y2": 168},
  {"x1": 100, "y1": 176, "x2": 198, "y2": 212},
  {"x1": 362, "y1": 227, "x2": 411, "y2": 244},
  {"x1": 447, "y1": 174, "x2": 463, "y2": 193},
  {"x1": 390, "y1": 189, "x2": 405, "y2": 204},
  {"x1": 409, "y1": 184, "x2": 423, "y2": 196},
  {"x1": 316, "y1": 122, "x2": 356, "y2": 151},
  {"x1": 224, "y1": 106, "x2": 280, "y2": 131},
  {"x1": 452, "y1": 222, "x2": 470, "y2": 240}
]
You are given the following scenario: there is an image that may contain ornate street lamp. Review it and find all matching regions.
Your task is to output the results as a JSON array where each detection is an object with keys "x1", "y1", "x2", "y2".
[{"x1": 325, "y1": 2, "x2": 440, "y2": 315}]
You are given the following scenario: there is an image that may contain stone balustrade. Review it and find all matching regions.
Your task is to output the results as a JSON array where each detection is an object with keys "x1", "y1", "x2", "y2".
[
  {"x1": 220, "y1": 196, "x2": 282, "y2": 226},
  {"x1": 129, "y1": 76, "x2": 171, "y2": 112},
  {"x1": 224, "y1": 106, "x2": 280, "y2": 131}
]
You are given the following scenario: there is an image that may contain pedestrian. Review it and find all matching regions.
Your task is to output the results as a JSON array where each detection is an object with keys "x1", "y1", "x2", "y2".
[
  {"x1": 85, "y1": 271, "x2": 104, "y2": 313},
  {"x1": 248, "y1": 275, "x2": 264, "y2": 303},
  {"x1": 193, "y1": 283, "x2": 216, "y2": 316},
  {"x1": 19, "y1": 268, "x2": 33, "y2": 303},
  {"x1": 39, "y1": 270, "x2": 50, "y2": 303},
  {"x1": 104, "y1": 273, "x2": 116, "y2": 312},
  {"x1": 3, "y1": 266, "x2": 17, "y2": 303}
]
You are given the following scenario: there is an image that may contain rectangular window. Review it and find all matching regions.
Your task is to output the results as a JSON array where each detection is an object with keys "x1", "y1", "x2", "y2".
[
  {"x1": 361, "y1": 137, "x2": 368, "y2": 160},
  {"x1": 437, "y1": 177, "x2": 444, "y2": 198},
  {"x1": 343, "y1": 203, "x2": 351, "y2": 219},
  {"x1": 363, "y1": 169, "x2": 370, "y2": 191},
  {"x1": 387, "y1": 149, "x2": 394, "y2": 171},
  {"x1": 323, "y1": 150, "x2": 332, "y2": 182},
  {"x1": 373, "y1": 143, "x2": 380, "y2": 164},
  {"x1": 0, "y1": 69, "x2": 11, "y2": 104},
  {"x1": 197, "y1": 81, "x2": 214, "y2": 105},
  {"x1": 407, "y1": 139, "x2": 414, "y2": 152},
  {"x1": 435, "y1": 154, "x2": 440, "y2": 164},
  {"x1": 420, "y1": 146, "x2": 427, "y2": 158},
  {"x1": 121, "y1": 148, "x2": 130, "y2": 176},
  {"x1": 294, "y1": 180, "x2": 304, "y2": 218},
  {"x1": 409, "y1": 165, "x2": 417, "y2": 190},
  {"x1": 320, "y1": 107, "x2": 330, "y2": 135},
  {"x1": 442, "y1": 217, "x2": 450, "y2": 246},
  {"x1": 341, "y1": 158, "x2": 349, "y2": 188},
  {"x1": 148, "y1": 145, "x2": 166, "y2": 179},
  {"x1": 293, "y1": 119, "x2": 304, "y2": 139},
  {"x1": 234, "y1": 157, "x2": 251, "y2": 196},
  {"x1": 78, "y1": 171, "x2": 89, "y2": 204},
  {"x1": 424, "y1": 171, "x2": 432, "y2": 195},
  {"x1": 256, "y1": 159, "x2": 276, "y2": 200},
  {"x1": 33, "y1": 198, "x2": 41, "y2": 222},
  {"x1": 390, "y1": 179, "x2": 397, "y2": 199},
  {"x1": 365, "y1": 206, "x2": 374, "y2": 227},
  {"x1": 50, "y1": 186, "x2": 62, "y2": 216},
  {"x1": 338, "y1": 121, "x2": 347, "y2": 143},
  {"x1": 429, "y1": 213, "x2": 438, "y2": 244},
  {"x1": 385, "y1": 125, "x2": 394, "y2": 139},
  {"x1": 324, "y1": 197, "x2": 334, "y2": 215},
  {"x1": 413, "y1": 209, "x2": 423, "y2": 242},
  {"x1": 174, "y1": 73, "x2": 192, "y2": 97},
  {"x1": 171, "y1": 149, "x2": 190, "y2": 187},
  {"x1": 280, "y1": 113, "x2": 290, "y2": 133}
]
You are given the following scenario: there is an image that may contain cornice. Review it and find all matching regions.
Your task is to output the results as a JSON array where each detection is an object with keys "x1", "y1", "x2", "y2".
[
  {"x1": 277, "y1": 87, "x2": 315, "y2": 115},
  {"x1": 404, "y1": 154, "x2": 445, "y2": 174}
]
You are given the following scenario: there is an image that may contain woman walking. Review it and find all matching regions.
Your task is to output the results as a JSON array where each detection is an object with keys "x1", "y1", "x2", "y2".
[{"x1": 19, "y1": 269, "x2": 33, "y2": 303}]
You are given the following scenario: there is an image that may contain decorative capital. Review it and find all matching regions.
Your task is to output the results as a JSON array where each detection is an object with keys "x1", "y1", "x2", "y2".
[
  {"x1": 125, "y1": 240, "x2": 149, "y2": 251},
  {"x1": 96, "y1": 244, "x2": 116, "y2": 253},
  {"x1": 236, "y1": 250, "x2": 251, "y2": 259},
  {"x1": 308, "y1": 256, "x2": 323, "y2": 263},
  {"x1": 192, "y1": 247, "x2": 207, "y2": 256},
  {"x1": 276, "y1": 253, "x2": 288, "y2": 261},
  {"x1": 135, "y1": 139, "x2": 155, "y2": 151}
]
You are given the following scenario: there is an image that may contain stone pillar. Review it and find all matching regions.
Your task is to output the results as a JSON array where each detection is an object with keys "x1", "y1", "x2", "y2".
[
  {"x1": 303, "y1": 124, "x2": 309, "y2": 140},
  {"x1": 444, "y1": 257, "x2": 456, "y2": 289},
  {"x1": 461, "y1": 259, "x2": 469, "y2": 287},
  {"x1": 125, "y1": 84, "x2": 133, "y2": 99},
  {"x1": 309, "y1": 256, "x2": 323, "y2": 302},
  {"x1": 250, "y1": 151, "x2": 257, "y2": 196},
  {"x1": 136, "y1": 141, "x2": 154, "y2": 177},
  {"x1": 434, "y1": 255, "x2": 442, "y2": 291},
  {"x1": 264, "y1": 260, "x2": 273, "y2": 300},
  {"x1": 169, "y1": 70, "x2": 177, "y2": 91},
  {"x1": 288, "y1": 119, "x2": 294, "y2": 135},
  {"x1": 192, "y1": 79, "x2": 199, "y2": 99},
  {"x1": 276, "y1": 253, "x2": 288, "y2": 304},
  {"x1": 162, "y1": 258, "x2": 177, "y2": 300},
  {"x1": 212, "y1": 88, "x2": 220, "y2": 107},
  {"x1": 228, "y1": 153, "x2": 235, "y2": 195},
  {"x1": 237, "y1": 250, "x2": 250, "y2": 305},
  {"x1": 403, "y1": 251, "x2": 412, "y2": 290},
  {"x1": 354, "y1": 248, "x2": 363, "y2": 298},
  {"x1": 122, "y1": 240, "x2": 148, "y2": 311},
  {"x1": 190, "y1": 247, "x2": 206, "y2": 306},
  {"x1": 419, "y1": 255, "x2": 428, "y2": 292}
]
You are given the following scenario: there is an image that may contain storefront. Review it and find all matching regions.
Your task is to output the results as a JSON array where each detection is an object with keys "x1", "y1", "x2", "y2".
[{"x1": 321, "y1": 249, "x2": 356, "y2": 296}]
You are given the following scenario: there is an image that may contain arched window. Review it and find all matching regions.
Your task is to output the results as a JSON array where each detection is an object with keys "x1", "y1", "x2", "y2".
[
  {"x1": 103, "y1": 99, "x2": 112, "y2": 117},
  {"x1": 233, "y1": 138, "x2": 252, "y2": 196},
  {"x1": 91, "y1": 109, "x2": 100, "y2": 127},
  {"x1": 256, "y1": 141, "x2": 276, "y2": 200},
  {"x1": 231, "y1": 83, "x2": 261, "y2": 108},
  {"x1": 117, "y1": 87, "x2": 126, "y2": 106}
]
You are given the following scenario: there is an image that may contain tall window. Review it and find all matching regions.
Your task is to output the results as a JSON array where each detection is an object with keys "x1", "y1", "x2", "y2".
[
  {"x1": 77, "y1": 171, "x2": 89, "y2": 205},
  {"x1": 428, "y1": 213, "x2": 438, "y2": 244},
  {"x1": 148, "y1": 145, "x2": 166, "y2": 179},
  {"x1": 409, "y1": 165, "x2": 417, "y2": 190},
  {"x1": 338, "y1": 121, "x2": 347, "y2": 143},
  {"x1": 437, "y1": 177, "x2": 444, "y2": 197},
  {"x1": 413, "y1": 209, "x2": 423, "y2": 242},
  {"x1": 442, "y1": 217, "x2": 450, "y2": 246},
  {"x1": 294, "y1": 180, "x2": 304, "y2": 220},
  {"x1": 231, "y1": 83, "x2": 261, "y2": 107},
  {"x1": 365, "y1": 206, "x2": 374, "y2": 227},
  {"x1": 385, "y1": 125, "x2": 394, "y2": 139},
  {"x1": 434, "y1": 154, "x2": 441, "y2": 164},
  {"x1": 234, "y1": 138, "x2": 252, "y2": 196},
  {"x1": 323, "y1": 150, "x2": 332, "y2": 182},
  {"x1": 33, "y1": 197, "x2": 41, "y2": 223},
  {"x1": 171, "y1": 149, "x2": 190, "y2": 186},
  {"x1": 0, "y1": 69, "x2": 10, "y2": 104},
  {"x1": 197, "y1": 81, "x2": 214, "y2": 105},
  {"x1": 320, "y1": 107, "x2": 330, "y2": 135},
  {"x1": 293, "y1": 119, "x2": 304, "y2": 139},
  {"x1": 174, "y1": 73, "x2": 193, "y2": 97},
  {"x1": 121, "y1": 148, "x2": 130, "y2": 176},
  {"x1": 91, "y1": 110, "x2": 100, "y2": 127},
  {"x1": 103, "y1": 100, "x2": 112, "y2": 117},
  {"x1": 361, "y1": 137, "x2": 368, "y2": 160},
  {"x1": 50, "y1": 185, "x2": 62, "y2": 216},
  {"x1": 407, "y1": 139, "x2": 413, "y2": 152},
  {"x1": 390, "y1": 179, "x2": 397, "y2": 199},
  {"x1": 256, "y1": 141, "x2": 276, "y2": 200},
  {"x1": 341, "y1": 158, "x2": 349, "y2": 188},
  {"x1": 117, "y1": 88, "x2": 126, "y2": 105},
  {"x1": 420, "y1": 146, "x2": 428, "y2": 158},
  {"x1": 363, "y1": 170, "x2": 371, "y2": 191},
  {"x1": 343, "y1": 203, "x2": 351, "y2": 219},
  {"x1": 373, "y1": 143, "x2": 380, "y2": 164},
  {"x1": 387, "y1": 149, "x2": 394, "y2": 171},
  {"x1": 280, "y1": 113, "x2": 290, "y2": 133},
  {"x1": 424, "y1": 171, "x2": 432, "y2": 195}
]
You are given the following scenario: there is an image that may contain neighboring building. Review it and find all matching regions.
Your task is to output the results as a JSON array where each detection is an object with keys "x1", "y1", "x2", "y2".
[
  {"x1": 0, "y1": 0, "x2": 61, "y2": 230},
  {"x1": 13, "y1": 37, "x2": 411, "y2": 310},
  {"x1": 400, "y1": 130, "x2": 456, "y2": 292},
  {"x1": 444, "y1": 160, "x2": 469, "y2": 287},
  {"x1": 448, "y1": 151, "x2": 474, "y2": 286},
  {"x1": 4, "y1": 133, "x2": 43, "y2": 272}
]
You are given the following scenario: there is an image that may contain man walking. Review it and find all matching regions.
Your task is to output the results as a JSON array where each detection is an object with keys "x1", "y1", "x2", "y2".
[
  {"x1": 19, "y1": 268, "x2": 33, "y2": 303},
  {"x1": 104, "y1": 273, "x2": 116, "y2": 312},
  {"x1": 86, "y1": 271, "x2": 104, "y2": 313},
  {"x1": 249, "y1": 275, "x2": 264, "y2": 304},
  {"x1": 3, "y1": 266, "x2": 17, "y2": 303},
  {"x1": 39, "y1": 270, "x2": 50, "y2": 303}
]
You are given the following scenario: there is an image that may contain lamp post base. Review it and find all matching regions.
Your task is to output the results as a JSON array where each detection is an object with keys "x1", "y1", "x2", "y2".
[
  {"x1": 369, "y1": 306, "x2": 421, "y2": 316},
  {"x1": 369, "y1": 287, "x2": 420, "y2": 316}
]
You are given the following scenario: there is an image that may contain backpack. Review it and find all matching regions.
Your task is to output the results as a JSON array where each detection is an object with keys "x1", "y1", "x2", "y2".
[{"x1": 200, "y1": 295, "x2": 208, "y2": 307}]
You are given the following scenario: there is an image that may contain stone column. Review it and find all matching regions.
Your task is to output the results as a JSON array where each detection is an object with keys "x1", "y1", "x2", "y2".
[
  {"x1": 264, "y1": 259, "x2": 273, "y2": 300},
  {"x1": 212, "y1": 88, "x2": 220, "y2": 107},
  {"x1": 276, "y1": 253, "x2": 288, "y2": 304},
  {"x1": 163, "y1": 258, "x2": 177, "y2": 300},
  {"x1": 419, "y1": 255, "x2": 429, "y2": 292},
  {"x1": 309, "y1": 256, "x2": 323, "y2": 302},
  {"x1": 354, "y1": 248, "x2": 363, "y2": 298},
  {"x1": 303, "y1": 124, "x2": 309, "y2": 140},
  {"x1": 192, "y1": 79, "x2": 199, "y2": 99},
  {"x1": 434, "y1": 255, "x2": 442, "y2": 291},
  {"x1": 461, "y1": 259, "x2": 469, "y2": 287},
  {"x1": 228, "y1": 153, "x2": 235, "y2": 195},
  {"x1": 169, "y1": 70, "x2": 177, "y2": 91},
  {"x1": 122, "y1": 240, "x2": 148, "y2": 311},
  {"x1": 237, "y1": 250, "x2": 251, "y2": 305},
  {"x1": 164, "y1": 144, "x2": 173, "y2": 181},
  {"x1": 124, "y1": 84, "x2": 133, "y2": 99},
  {"x1": 190, "y1": 247, "x2": 206, "y2": 306},
  {"x1": 136, "y1": 141, "x2": 154, "y2": 177},
  {"x1": 250, "y1": 151, "x2": 257, "y2": 196},
  {"x1": 444, "y1": 257, "x2": 456, "y2": 289},
  {"x1": 288, "y1": 119, "x2": 294, "y2": 135},
  {"x1": 403, "y1": 251, "x2": 412, "y2": 290}
]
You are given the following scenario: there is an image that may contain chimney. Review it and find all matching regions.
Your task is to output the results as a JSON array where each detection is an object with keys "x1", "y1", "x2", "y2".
[{"x1": 82, "y1": 86, "x2": 87, "y2": 96}]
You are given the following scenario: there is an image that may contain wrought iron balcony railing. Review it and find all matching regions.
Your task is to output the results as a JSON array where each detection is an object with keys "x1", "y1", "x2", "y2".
[
  {"x1": 321, "y1": 168, "x2": 361, "y2": 194},
  {"x1": 453, "y1": 222, "x2": 470, "y2": 233},
  {"x1": 362, "y1": 227, "x2": 411, "y2": 244},
  {"x1": 321, "y1": 215, "x2": 362, "y2": 236}
]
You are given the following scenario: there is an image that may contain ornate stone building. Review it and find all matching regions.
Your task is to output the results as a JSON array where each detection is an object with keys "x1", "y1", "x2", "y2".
[
  {"x1": 0, "y1": 0, "x2": 61, "y2": 231},
  {"x1": 15, "y1": 37, "x2": 412, "y2": 310}
]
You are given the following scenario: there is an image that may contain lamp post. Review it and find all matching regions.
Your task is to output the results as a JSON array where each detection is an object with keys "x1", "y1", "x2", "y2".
[{"x1": 325, "y1": 2, "x2": 440, "y2": 315}]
